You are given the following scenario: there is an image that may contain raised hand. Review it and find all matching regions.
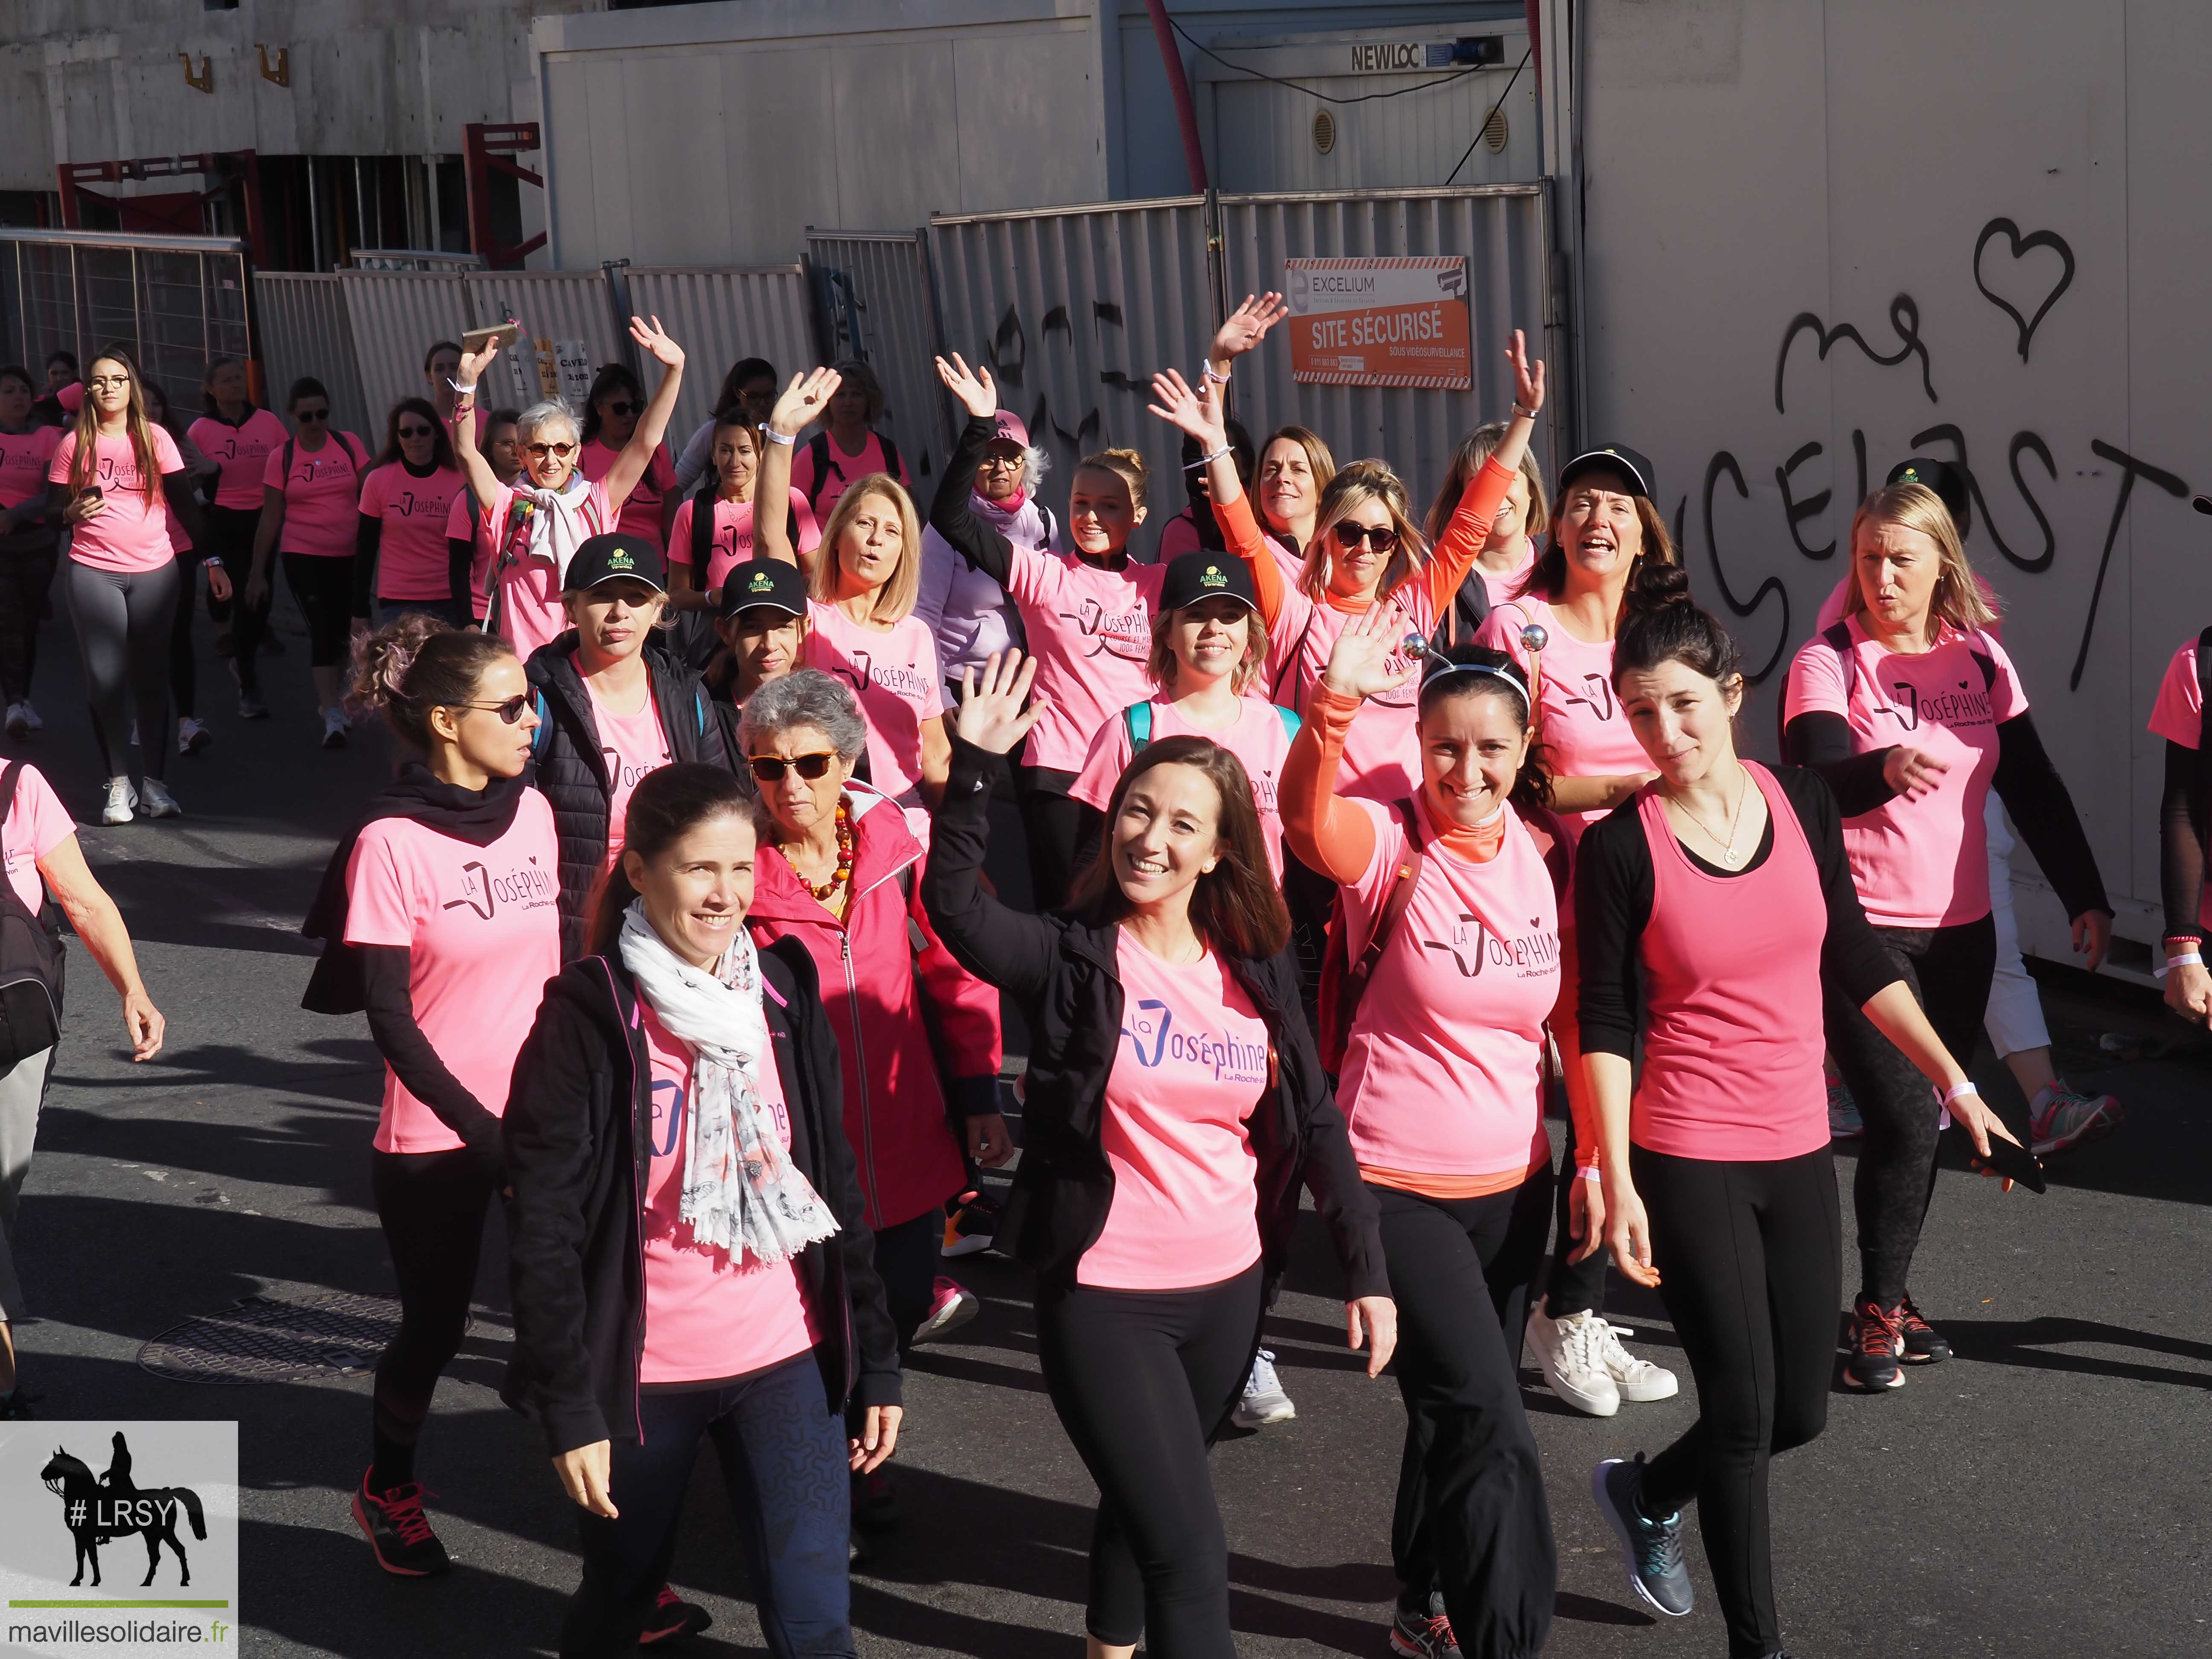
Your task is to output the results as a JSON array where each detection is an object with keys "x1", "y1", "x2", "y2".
[
  {"x1": 1212, "y1": 291, "x2": 1290, "y2": 361},
  {"x1": 1146, "y1": 368, "x2": 1226, "y2": 447},
  {"x1": 1319, "y1": 600, "x2": 1419, "y2": 704},
  {"x1": 457, "y1": 338, "x2": 503, "y2": 389},
  {"x1": 954, "y1": 651, "x2": 1047, "y2": 756},
  {"x1": 629, "y1": 314, "x2": 684, "y2": 370},
  {"x1": 1506, "y1": 327, "x2": 1545, "y2": 418},
  {"x1": 769, "y1": 368, "x2": 842, "y2": 439},
  {"x1": 934, "y1": 354, "x2": 998, "y2": 421}
]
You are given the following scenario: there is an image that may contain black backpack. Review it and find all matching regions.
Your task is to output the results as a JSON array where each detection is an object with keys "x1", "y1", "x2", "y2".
[
  {"x1": 803, "y1": 429, "x2": 902, "y2": 513},
  {"x1": 0, "y1": 762, "x2": 66, "y2": 1068}
]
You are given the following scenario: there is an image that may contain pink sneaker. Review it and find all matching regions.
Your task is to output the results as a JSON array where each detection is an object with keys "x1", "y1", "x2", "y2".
[{"x1": 911, "y1": 1277, "x2": 979, "y2": 1344}]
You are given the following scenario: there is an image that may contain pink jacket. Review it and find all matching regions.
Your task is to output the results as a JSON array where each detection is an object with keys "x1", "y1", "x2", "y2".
[{"x1": 747, "y1": 785, "x2": 1003, "y2": 1230}]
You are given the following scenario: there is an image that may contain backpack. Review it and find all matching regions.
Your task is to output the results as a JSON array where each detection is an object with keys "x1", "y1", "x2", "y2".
[
  {"x1": 804, "y1": 429, "x2": 902, "y2": 513},
  {"x1": 0, "y1": 763, "x2": 66, "y2": 1068},
  {"x1": 280, "y1": 429, "x2": 368, "y2": 489},
  {"x1": 1122, "y1": 700, "x2": 1301, "y2": 752}
]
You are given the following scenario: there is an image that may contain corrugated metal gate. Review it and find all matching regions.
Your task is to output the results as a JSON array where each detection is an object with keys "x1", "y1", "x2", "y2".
[
  {"x1": 251, "y1": 274, "x2": 370, "y2": 441},
  {"x1": 337, "y1": 272, "x2": 471, "y2": 441},
  {"x1": 806, "y1": 232, "x2": 953, "y2": 490},
  {"x1": 623, "y1": 266, "x2": 818, "y2": 448}
]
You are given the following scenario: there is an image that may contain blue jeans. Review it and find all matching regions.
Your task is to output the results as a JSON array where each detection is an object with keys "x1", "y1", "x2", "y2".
[{"x1": 559, "y1": 1351, "x2": 853, "y2": 1658}]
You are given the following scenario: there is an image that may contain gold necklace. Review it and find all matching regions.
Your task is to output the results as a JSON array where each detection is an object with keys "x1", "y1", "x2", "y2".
[{"x1": 1672, "y1": 767, "x2": 1749, "y2": 867}]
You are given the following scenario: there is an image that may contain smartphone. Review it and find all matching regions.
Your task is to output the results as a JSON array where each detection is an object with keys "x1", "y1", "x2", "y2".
[
  {"x1": 1970, "y1": 1128, "x2": 2047, "y2": 1194},
  {"x1": 461, "y1": 322, "x2": 519, "y2": 357}
]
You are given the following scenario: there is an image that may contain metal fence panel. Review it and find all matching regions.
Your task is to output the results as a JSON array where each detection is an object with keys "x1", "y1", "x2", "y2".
[
  {"x1": 338, "y1": 271, "x2": 471, "y2": 440},
  {"x1": 464, "y1": 269, "x2": 626, "y2": 413},
  {"x1": 623, "y1": 266, "x2": 819, "y2": 450},
  {"x1": 253, "y1": 274, "x2": 370, "y2": 443},
  {"x1": 928, "y1": 197, "x2": 1213, "y2": 528},
  {"x1": 806, "y1": 232, "x2": 951, "y2": 490}
]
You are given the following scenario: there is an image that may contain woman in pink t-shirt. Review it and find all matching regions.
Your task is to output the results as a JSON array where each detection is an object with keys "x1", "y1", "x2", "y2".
[
  {"x1": 1199, "y1": 294, "x2": 1334, "y2": 578},
  {"x1": 300, "y1": 617, "x2": 559, "y2": 1578},
  {"x1": 45, "y1": 348, "x2": 210, "y2": 825},
  {"x1": 0, "y1": 365, "x2": 62, "y2": 734},
  {"x1": 1424, "y1": 417, "x2": 1549, "y2": 643},
  {"x1": 1779, "y1": 481, "x2": 2108, "y2": 1389},
  {"x1": 187, "y1": 356, "x2": 290, "y2": 719},
  {"x1": 791, "y1": 358, "x2": 910, "y2": 521},
  {"x1": 355, "y1": 398, "x2": 469, "y2": 629},
  {"x1": 0, "y1": 756, "x2": 165, "y2": 1418},
  {"x1": 666, "y1": 410, "x2": 818, "y2": 611},
  {"x1": 924, "y1": 651, "x2": 1394, "y2": 1659},
  {"x1": 578, "y1": 363, "x2": 678, "y2": 554},
  {"x1": 1578, "y1": 572, "x2": 2016, "y2": 1650},
  {"x1": 505, "y1": 763, "x2": 900, "y2": 1654}
]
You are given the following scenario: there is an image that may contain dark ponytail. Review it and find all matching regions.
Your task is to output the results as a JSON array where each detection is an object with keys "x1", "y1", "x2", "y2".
[
  {"x1": 584, "y1": 763, "x2": 769, "y2": 959},
  {"x1": 1612, "y1": 564, "x2": 1742, "y2": 687},
  {"x1": 1417, "y1": 645, "x2": 1553, "y2": 811}
]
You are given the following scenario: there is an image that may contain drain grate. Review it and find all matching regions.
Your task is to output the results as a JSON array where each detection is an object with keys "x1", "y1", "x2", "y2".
[{"x1": 138, "y1": 1291, "x2": 463, "y2": 1385}]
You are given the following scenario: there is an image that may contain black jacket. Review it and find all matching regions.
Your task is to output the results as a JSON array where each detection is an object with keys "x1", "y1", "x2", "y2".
[
  {"x1": 524, "y1": 633, "x2": 736, "y2": 958},
  {"x1": 921, "y1": 737, "x2": 1386, "y2": 1303},
  {"x1": 502, "y1": 940, "x2": 901, "y2": 1457}
]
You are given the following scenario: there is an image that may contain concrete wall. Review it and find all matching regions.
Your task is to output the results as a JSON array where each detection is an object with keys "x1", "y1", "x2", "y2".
[{"x1": 1572, "y1": 0, "x2": 2206, "y2": 960}]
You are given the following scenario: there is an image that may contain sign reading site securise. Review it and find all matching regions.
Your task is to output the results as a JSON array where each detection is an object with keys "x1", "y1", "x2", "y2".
[{"x1": 1285, "y1": 257, "x2": 1471, "y2": 390}]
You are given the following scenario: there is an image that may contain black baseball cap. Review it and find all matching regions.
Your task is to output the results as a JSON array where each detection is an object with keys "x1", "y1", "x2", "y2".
[
  {"x1": 563, "y1": 533, "x2": 665, "y2": 594},
  {"x1": 1159, "y1": 550, "x2": 1259, "y2": 614},
  {"x1": 1886, "y1": 457, "x2": 1970, "y2": 527},
  {"x1": 1557, "y1": 443, "x2": 1655, "y2": 501},
  {"x1": 718, "y1": 557, "x2": 809, "y2": 621}
]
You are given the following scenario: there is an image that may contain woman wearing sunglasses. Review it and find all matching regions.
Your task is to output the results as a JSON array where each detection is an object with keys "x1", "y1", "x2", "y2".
[
  {"x1": 448, "y1": 318, "x2": 685, "y2": 660},
  {"x1": 355, "y1": 399, "x2": 469, "y2": 630},
  {"x1": 579, "y1": 363, "x2": 679, "y2": 556}
]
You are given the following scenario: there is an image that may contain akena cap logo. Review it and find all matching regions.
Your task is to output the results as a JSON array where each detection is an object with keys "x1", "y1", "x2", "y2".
[
  {"x1": 608, "y1": 544, "x2": 636, "y2": 570},
  {"x1": 1900, "y1": 466, "x2": 1921, "y2": 482},
  {"x1": 749, "y1": 569, "x2": 774, "y2": 592},
  {"x1": 1202, "y1": 565, "x2": 1226, "y2": 587}
]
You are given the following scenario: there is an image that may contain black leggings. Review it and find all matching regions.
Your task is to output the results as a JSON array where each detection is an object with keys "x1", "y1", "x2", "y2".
[
  {"x1": 166, "y1": 548, "x2": 207, "y2": 719},
  {"x1": 1282, "y1": 845, "x2": 1336, "y2": 1036},
  {"x1": 1016, "y1": 765, "x2": 1083, "y2": 911},
  {"x1": 1034, "y1": 1262, "x2": 1262, "y2": 1657},
  {"x1": 208, "y1": 506, "x2": 271, "y2": 694},
  {"x1": 369, "y1": 1146, "x2": 497, "y2": 1488},
  {"x1": 1635, "y1": 1144, "x2": 1840, "y2": 1659},
  {"x1": 0, "y1": 534, "x2": 58, "y2": 704},
  {"x1": 870, "y1": 1207, "x2": 942, "y2": 1357},
  {"x1": 64, "y1": 558, "x2": 178, "y2": 783},
  {"x1": 1822, "y1": 915, "x2": 1995, "y2": 1305},
  {"x1": 283, "y1": 551, "x2": 358, "y2": 669},
  {"x1": 1542, "y1": 1105, "x2": 1607, "y2": 1318},
  {"x1": 1372, "y1": 1177, "x2": 1556, "y2": 1659}
]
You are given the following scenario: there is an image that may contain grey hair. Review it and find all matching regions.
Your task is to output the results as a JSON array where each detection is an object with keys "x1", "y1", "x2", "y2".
[
  {"x1": 515, "y1": 399, "x2": 579, "y2": 446},
  {"x1": 738, "y1": 667, "x2": 867, "y2": 762}
]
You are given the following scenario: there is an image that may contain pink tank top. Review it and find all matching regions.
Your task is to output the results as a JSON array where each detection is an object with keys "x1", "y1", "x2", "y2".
[{"x1": 1632, "y1": 762, "x2": 1829, "y2": 1161}]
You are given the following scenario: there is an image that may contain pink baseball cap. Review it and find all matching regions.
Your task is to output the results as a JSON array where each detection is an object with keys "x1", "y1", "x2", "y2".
[{"x1": 988, "y1": 410, "x2": 1029, "y2": 449}]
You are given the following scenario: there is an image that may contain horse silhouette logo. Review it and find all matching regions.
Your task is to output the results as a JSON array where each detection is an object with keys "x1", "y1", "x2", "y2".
[{"x1": 39, "y1": 1432, "x2": 207, "y2": 1587}]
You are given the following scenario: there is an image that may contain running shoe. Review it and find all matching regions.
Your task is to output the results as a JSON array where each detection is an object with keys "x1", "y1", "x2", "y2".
[
  {"x1": 321, "y1": 706, "x2": 349, "y2": 749},
  {"x1": 2029, "y1": 1082, "x2": 2123, "y2": 1155},
  {"x1": 352, "y1": 1470, "x2": 450, "y2": 1576},
  {"x1": 1895, "y1": 1295, "x2": 1950, "y2": 1365},
  {"x1": 99, "y1": 777, "x2": 137, "y2": 826},
  {"x1": 138, "y1": 778, "x2": 182, "y2": 819},
  {"x1": 638, "y1": 1584, "x2": 712, "y2": 1645},
  {"x1": 941, "y1": 1190, "x2": 999, "y2": 1258},
  {"x1": 238, "y1": 691, "x2": 268, "y2": 720},
  {"x1": 1828, "y1": 1077, "x2": 1864, "y2": 1140},
  {"x1": 1388, "y1": 1592, "x2": 1461, "y2": 1659},
  {"x1": 1591, "y1": 1456, "x2": 1693, "y2": 1618},
  {"x1": 1843, "y1": 1295, "x2": 1906, "y2": 1391},
  {"x1": 178, "y1": 717, "x2": 212, "y2": 755},
  {"x1": 3, "y1": 704, "x2": 25, "y2": 739},
  {"x1": 12, "y1": 700, "x2": 38, "y2": 733},
  {"x1": 1525, "y1": 1306, "x2": 1620, "y2": 1417},
  {"x1": 851, "y1": 1467, "x2": 899, "y2": 1533},
  {"x1": 909, "y1": 1277, "x2": 978, "y2": 1344},
  {"x1": 1598, "y1": 1322, "x2": 1680, "y2": 1403},
  {"x1": 1233, "y1": 1348, "x2": 1296, "y2": 1428}
]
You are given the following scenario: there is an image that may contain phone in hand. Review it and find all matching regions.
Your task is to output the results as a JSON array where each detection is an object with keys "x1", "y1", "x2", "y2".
[
  {"x1": 1970, "y1": 1128, "x2": 2047, "y2": 1193},
  {"x1": 461, "y1": 323, "x2": 520, "y2": 358}
]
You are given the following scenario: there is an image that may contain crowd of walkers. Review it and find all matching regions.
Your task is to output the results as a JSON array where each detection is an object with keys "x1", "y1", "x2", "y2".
[{"x1": 0, "y1": 297, "x2": 2160, "y2": 1659}]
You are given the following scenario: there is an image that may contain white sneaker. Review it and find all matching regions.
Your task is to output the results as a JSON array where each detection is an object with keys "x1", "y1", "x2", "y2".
[
  {"x1": 1526, "y1": 1306, "x2": 1620, "y2": 1417},
  {"x1": 320, "y1": 706, "x2": 349, "y2": 750},
  {"x1": 1599, "y1": 1322, "x2": 1679, "y2": 1403},
  {"x1": 177, "y1": 716, "x2": 212, "y2": 756},
  {"x1": 1233, "y1": 1348, "x2": 1296, "y2": 1428},
  {"x1": 138, "y1": 777, "x2": 182, "y2": 819},
  {"x1": 14, "y1": 700, "x2": 39, "y2": 732},
  {"x1": 100, "y1": 777, "x2": 137, "y2": 825}
]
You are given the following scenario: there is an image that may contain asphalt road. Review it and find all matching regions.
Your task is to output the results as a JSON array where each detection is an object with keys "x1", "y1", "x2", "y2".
[{"x1": 5, "y1": 602, "x2": 2208, "y2": 1657}]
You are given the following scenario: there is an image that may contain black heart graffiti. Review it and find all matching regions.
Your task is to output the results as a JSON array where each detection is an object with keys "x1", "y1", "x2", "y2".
[{"x1": 1972, "y1": 218, "x2": 2075, "y2": 363}]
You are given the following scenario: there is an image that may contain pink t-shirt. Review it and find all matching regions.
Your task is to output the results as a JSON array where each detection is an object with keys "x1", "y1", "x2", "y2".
[
  {"x1": 49, "y1": 428, "x2": 183, "y2": 573},
  {"x1": 0, "y1": 426, "x2": 60, "y2": 512},
  {"x1": 1478, "y1": 538, "x2": 1538, "y2": 609},
  {"x1": 2149, "y1": 639, "x2": 2209, "y2": 931},
  {"x1": 1002, "y1": 550, "x2": 1169, "y2": 774},
  {"x1": 444, "y1": 489, "x2": 491, "y2": 620},
  {"x1": 1781, "y1": 614, "x2": 2025, "y2": 928},
  {"x1": 1070, "y1": 694, "x2": 1294, "y2": 880},
  {"x1": 579, "y1": 437, "x2": 677, "y2": 552},
  {"x1": 638, "y1": 1002, "x2": 819, "y2": 1384},
  {"x1": 1156, "y1": 509, "x2": 1205, "y2": 563},
  {"x1": 1, "y1": 764, "x2": 73, "y2": 915},
  {"x1": 668, "y1": 488, "x2": 820, "y2": 592},
  {"x1": 55, "y1": 384, "x2": 82, "y2": 415},
  {"x1": 1335, "y1": 794, "x2": 1557, "y2": 1181},
  {"x1": 1263, "y1": 582, "x2": 1438, "y2": 804},
  {"x1": 1478, "y1": 597, "x2": 1653, "y2": 849},
  {"x1": 483, "y1": 479, "x2": 614, "y2": 661},
  {"x1": 341, "y1": 792, "x2": 563, "y2": 1153},
  {"x1": 793, "y1": 431, "x2": 908, "y2": 521},
  {"x1": 359, "y1": 462, "x2": 467, "y2": 602},
  {"x1": 800, "y1": 603, "x2": 943, "y2": 802},
  {"x1": 262, "y1": 432, "x2": 367, "y2": 556},
  {"x1": 1631, "y1": 763, "x2": 1830, "y2": 1161},
  {"x1": 581, "y1": 665, "x2": 672, "y2": 869},
  {"x1": 1080, "y1": 938, "x2": 1267, "y2": 1290},
  {"x1": 187, "y1": 409, "x2": 289, "y2": 510}
]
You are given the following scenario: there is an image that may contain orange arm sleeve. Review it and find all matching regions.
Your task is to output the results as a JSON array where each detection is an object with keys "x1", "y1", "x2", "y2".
[
  {"x1": 1216, "y1": 489, "x2": 1287, "y2": 631},
  {"x1": 1416, "y1": 454, "x2": 1521, "y2": 612},
  {"x1": 1279, "y1": 684, "x2": 1378, "y2": 886}
]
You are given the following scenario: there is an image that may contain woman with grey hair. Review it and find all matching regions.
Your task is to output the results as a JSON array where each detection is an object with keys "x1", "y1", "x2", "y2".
[
  {"x1": 739, "y1": 670, "x2": 1005, "y2": 1435},
  {"x1": 914, "y1": 407, "x2": 1048, "y2": 704},
  {"x1": 447, "y1": 317, "x2": 685, "y2": 658}
]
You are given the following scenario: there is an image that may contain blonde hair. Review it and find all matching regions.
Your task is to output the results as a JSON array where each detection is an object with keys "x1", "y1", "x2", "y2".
[
  {"x1": 1847, "y1": 482, "x2": 1996, "y2": 642},
  {"x1": 69, "y1": 348, "x2": 163, "y2": 509},
  {"x1": 1076, "y1": 447, "x2": 1150, "y2": 515},
  {"x1": 1147, "y1": 601, "x2": 1266, "y2": 696},
  {"x1": 1426, "y1": 420, "x2": 1548, "y2": 547},
  {"x1": 1259, "y1": 427, "x2": 1338, "y2": 542},
  {"x1": 1300, "y1": 460, "x2": 1429, "y2": 600},
  {"x1": 811, "y1": 474, "x2": 922, "y2": 623}
]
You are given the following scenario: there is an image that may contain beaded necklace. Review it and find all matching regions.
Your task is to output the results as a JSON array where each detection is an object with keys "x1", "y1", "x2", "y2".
[{"x1": 798, "y1": 797, "x2": 855, "y2": 902}]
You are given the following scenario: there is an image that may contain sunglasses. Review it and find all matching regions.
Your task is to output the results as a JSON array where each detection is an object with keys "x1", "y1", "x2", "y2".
[
  {"x1": 1330, "y1": 521, "x2": 1400, "y2": 553},
  {"x1": 451, "y1": 694, "x2": 533, "y2": 725},
  {"x1": 296, "y1": 408, "x2": 330, "y2": 423},
  {"x1": 526, "y1": 440, "x2": 576, "y2": 460},
  {"x1": 748, "y1": 752, "x2": 838, "y2": 782},
  {"x1": 604, "y1": 400, "x2": 640, "y2": 418},
  {"x1": 397, "y1": 424, "x2": 436, "y2": 439}
]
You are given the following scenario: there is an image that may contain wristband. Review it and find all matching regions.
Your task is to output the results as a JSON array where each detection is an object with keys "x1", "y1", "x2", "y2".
[
  {"x1": 2156, "y1": 951, "x2": 2203, "y2": 979},
  {"x1": 1940, "y1": 1080, "x2": 1979, "y2": 1106},
  {"x1": 1204, "y1": 365, "x2": 1231, "y2": 384},
  {"x1": 201, "y1": 556, "x2": 223, "y2": 570},
  {"x1": 763, "y1": 429, "x2": 796, "y2": 447},
  {"x1": 448, "y1": 379, "x2": 476, "y2": 396},
  {"x1": 1575, "y1": 1165, "x2": 1602, "y2": 1184},
  {"x1": 1511, "y1": 402, "x2": 1536, "y2": 419},
  {"x1": 1198, "y1": 443, "x2": 1231, "y2": 466}
]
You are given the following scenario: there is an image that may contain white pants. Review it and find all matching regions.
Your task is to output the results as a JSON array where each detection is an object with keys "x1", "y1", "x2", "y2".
[
  {"x1": 1984, "y1": 796, "x2": 2052, "y2": 1060},
  {"x1": 0, "y1": 1045, "x2": 54, "y2": 1322}
]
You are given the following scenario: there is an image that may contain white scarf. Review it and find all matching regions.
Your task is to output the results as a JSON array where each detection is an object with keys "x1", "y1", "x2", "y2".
[
  {"x1": 508, "y1": 473, "x2": 605, "y2": 587},
  {"x1": 617, "y1": 902, "x2": 839, "y2": 1264}
]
